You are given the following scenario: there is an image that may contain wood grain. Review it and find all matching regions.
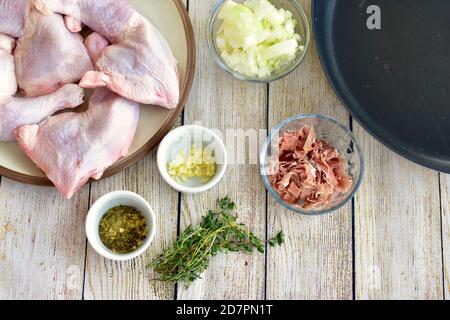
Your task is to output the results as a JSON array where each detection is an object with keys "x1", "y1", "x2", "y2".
[
  {"x1": 82, "y1": 0, "x2": 189, "y2": 301},
  {"x1": 441, "y1": 174, "x2": 450, "y2": 299},
  {"x1": 266, "y1": 0, "x2": 353, "y2": 300},
  {"x1": 83, "y1": 153, "x2": 180, "y2": 300},
  {"x1": 354, "y1": 126, "x2": 443, "y2": 300},
  {"x1": 0, "y1": 0, "x2": 448, "y2": 301},
  {"x1": 176, "y1": 0, "x2": 267, "y2": 300},
  {"x1": 0, "y1": 179, "x2": 88, "y2": 299}
]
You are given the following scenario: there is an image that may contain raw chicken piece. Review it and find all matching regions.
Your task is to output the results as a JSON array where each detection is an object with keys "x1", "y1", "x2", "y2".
[
  {"x1": 14, "y1": 88, "x2": 140, "y2": 199},
  {"x1": 0, "y1": 0, "x2": 27, "y2": 38},
  {"x1": 64, "y1": 16, "x2": 83, "y2": 32},
  {"x1": 84, "y1": 32, "x2": 109, "y2": 64},
  {"x1": 0, "y1": 33, "x2": 15, "y2": 53},
  {"x1": 0, "y1": 35, "x2": 84, "y2": 141},
  {"x1": 0, "y1": 34, "x2": 17, "y2": 98},
  {"x1": 15, "y1": 4, "x2": 93, "y2": 97},
  {"x1": 0, "y1": 84, "x2": 84, "y2": 141},
  {"x1": 34, "y1": 0, "x2": 180, "y2": 109},
  {"x1": 34, "y1": 0, "x2": 135, "y2": 42},
  {"x1": 80, "y1": 14, "x2": 180, "y2": 109}
]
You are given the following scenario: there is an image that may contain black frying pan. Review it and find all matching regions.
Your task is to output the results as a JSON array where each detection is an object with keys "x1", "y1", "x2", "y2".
[{"x1": 313, "y1": 0, "x2": 450, "y2": 173}]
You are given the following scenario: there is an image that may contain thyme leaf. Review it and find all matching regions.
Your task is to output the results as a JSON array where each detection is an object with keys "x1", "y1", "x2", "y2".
[{"x1": 150, "y1": 196, "x2": 283, "y2": 286}]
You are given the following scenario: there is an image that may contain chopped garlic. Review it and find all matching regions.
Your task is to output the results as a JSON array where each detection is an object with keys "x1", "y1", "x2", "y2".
[{"x1": 168, "y1": 145, "x2": 217, "y2": 183}]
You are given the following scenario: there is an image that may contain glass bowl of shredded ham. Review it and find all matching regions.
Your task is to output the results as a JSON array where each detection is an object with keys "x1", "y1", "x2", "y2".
[{"x1": 260, "y1": 114, "x2": 364, "y2": 215}]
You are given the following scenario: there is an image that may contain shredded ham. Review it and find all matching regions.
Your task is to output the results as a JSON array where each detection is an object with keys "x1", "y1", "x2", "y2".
[{"x1": 268, "y1": 125, "x2": 353, "y2": 209}]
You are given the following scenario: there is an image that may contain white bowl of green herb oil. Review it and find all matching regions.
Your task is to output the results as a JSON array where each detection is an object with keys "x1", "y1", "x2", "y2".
[{"x1": 86, "y1": 191, "x2": 156, "y2": 261}]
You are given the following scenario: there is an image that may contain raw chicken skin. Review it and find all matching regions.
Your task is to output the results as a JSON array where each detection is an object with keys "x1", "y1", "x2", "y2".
[
  {"x1": 0, "y1": 0, "x2": 27, "y2": 38},
  {"x1": 0, "y1": 33, "x2": 15, "y2": 53},
  {"x1": 0, "y1": 34, "x2": 17, "y2": 98},
  {"x1": 0, "y1": 84, "x2": 84, "y2": 141},
  {"x1": 34, "y1": 0, "x2": 135, "y2": 42},
  {"x1": 84, "y1": 32, "x2": 109, "y2": 64},
  {"x1": 15, "y1": 4, "x2": 93, "y2": 97},
  {"x1": 0, "y1": 34, "x2": 84, "y2": 141},
  {"x1": 64, "y1": 16, "x2": 83, "y2": 33},
  {"x1": 34, "y1": 0, "x2": 180, "y2": 109},
  {"x1": 14, "y1": 88, "x2": 140, "y2": 199}
]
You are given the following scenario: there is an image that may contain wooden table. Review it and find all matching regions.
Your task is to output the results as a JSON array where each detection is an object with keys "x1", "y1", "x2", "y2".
[{"x1": 0, "y1": 0, "x2": 448, "y2": 300}]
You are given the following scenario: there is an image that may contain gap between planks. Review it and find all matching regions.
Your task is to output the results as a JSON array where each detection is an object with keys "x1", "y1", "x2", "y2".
[
  {"x1": 82, "y1": 0, "x2": 189, "y2": 300},
  {"x1": 177, "y1": 0, "x2": 267, "y2": 299}
]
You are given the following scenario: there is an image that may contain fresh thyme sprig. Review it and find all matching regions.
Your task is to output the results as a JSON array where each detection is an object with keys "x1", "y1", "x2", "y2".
[
  {"x1": 268, "y1": 230, "x2": 285, "y2": 247},
  {"x1": 150, "y1": 196, "x2": 284, "y2": 286}
]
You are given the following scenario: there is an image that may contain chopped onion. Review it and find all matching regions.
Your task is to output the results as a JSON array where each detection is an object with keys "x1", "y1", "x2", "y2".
[{"x1": 216, "y1": 0, "x2": 303, "y2": 78}]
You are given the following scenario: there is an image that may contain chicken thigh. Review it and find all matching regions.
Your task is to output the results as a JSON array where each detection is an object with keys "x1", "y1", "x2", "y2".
[
  {"x1": 0, "y1": 0, "x2": 27, "y2": 38},
  {"x1": 0, "y1": 84, "x2": 84, "y2": 141},
  {"x1": 34, "y1": 0, "x2": 180, "y2": 109},
  {"x1": 15, "y1": 4, "x2": 93, "y2": 97},
  {"x1": 14, "y1": 88, "x2": 140, "y2": 199}
]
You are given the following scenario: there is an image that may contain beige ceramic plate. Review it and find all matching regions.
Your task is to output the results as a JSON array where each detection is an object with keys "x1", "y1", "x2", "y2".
[{"x1": 0, "y1": 0, "x2": 195, "y2": 186}]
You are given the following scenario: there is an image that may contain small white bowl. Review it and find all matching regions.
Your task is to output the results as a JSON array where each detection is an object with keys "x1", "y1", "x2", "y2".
[
  {"x1": 86, "y1": 191, "x2": 156, "y2": 261},
  {"x1": 157, "y1": 125, "x2": 227, "y2": 193}
]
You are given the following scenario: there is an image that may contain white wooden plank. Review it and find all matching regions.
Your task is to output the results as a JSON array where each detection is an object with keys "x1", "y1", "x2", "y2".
[
  {"x1": 176, "y1": 0, "x2": 267, "y2": 299},
  {"x1": 266, "y1": 0, "x2": 353, "y2": 300},
  {"x1": 354, "y1": 126, "x2": 443, "y2": 299},
  {"x1": 83, "y1": 0, "x2": 187, "y2": 300},
  {"x1": 441, "y1": 174, "x2": 450, "y2": 299},
  {"x1": 0, "y1": 179, "x2": 88, "y2": 299},
  {"x1": 83, "y1": 152, "x2": 180, "y2": 300}
]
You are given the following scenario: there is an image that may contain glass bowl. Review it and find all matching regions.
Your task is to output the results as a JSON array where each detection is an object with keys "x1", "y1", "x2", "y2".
[
  {"x1": 207, "y1": 0, "x2": 311, "y2": 83},
  {"x1": 260, "y1": 115, "x2": 364, "y2": 215}
]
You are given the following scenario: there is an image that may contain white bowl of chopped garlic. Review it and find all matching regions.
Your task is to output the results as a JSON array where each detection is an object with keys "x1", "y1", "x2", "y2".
[{"x1": 157, "y1": 125, "x2": 228, "y2": 193}]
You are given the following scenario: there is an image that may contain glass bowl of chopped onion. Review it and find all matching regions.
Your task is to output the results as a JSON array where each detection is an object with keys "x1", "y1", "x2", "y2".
[
  {"x1": 207, "y1": 0, "x2": 310, "y2": 82},
  {"x1": 260, "y1": 114, "x2": 365, "y2": 215}
]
